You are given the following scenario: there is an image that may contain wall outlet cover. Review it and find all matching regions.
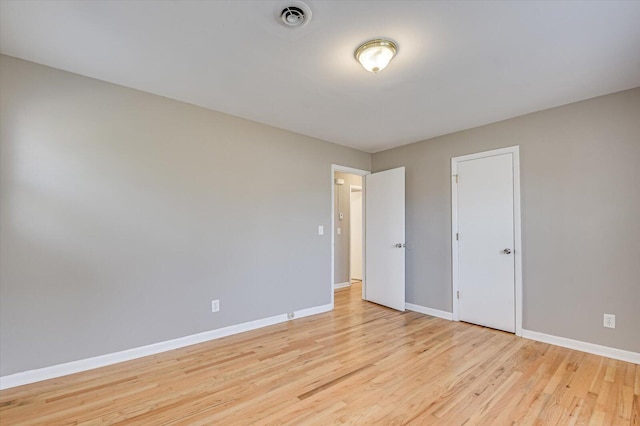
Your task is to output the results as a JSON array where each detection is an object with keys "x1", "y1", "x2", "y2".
[
  {"x1": 212, "y1": 300, "x2": 220, "y2": 313},
  {"x1": 603, "y1": 313, "x2": 615, "y2": 328}
]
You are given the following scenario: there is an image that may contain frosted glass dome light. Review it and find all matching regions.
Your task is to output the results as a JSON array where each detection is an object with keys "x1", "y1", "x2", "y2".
[{"x1": 355, "y1": 39, "x2": 398, "y2": 73}]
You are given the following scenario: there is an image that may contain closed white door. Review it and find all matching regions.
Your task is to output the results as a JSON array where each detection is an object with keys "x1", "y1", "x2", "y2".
[
  {"x1": 365, "y1": 167, "x2": 405, "y2": 311},
  {"x1": 350, "y1": 188, "x2": 363, "y2": 280},
  {"x1": 456, "y1": 153, "x2": 515, "y2": 332}
]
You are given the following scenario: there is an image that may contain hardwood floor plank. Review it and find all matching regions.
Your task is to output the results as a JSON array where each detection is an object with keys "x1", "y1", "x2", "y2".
[
  {"x1": 297, "y1": 364, "x2": 373, "y2": 400},
  {"x1": 1, "y1": 282, "x2": 636, "y2": 425}
]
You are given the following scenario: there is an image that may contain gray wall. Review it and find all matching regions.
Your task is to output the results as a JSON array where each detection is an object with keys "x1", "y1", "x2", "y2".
[
  {"x1": 333, "y1": 172, "x2": 363, "y2": 284},
  {"x1": 0, "y1": 55, "x2": 371, "y2": 376},
  {"x1": 372, "y1": 88, "x2": 640, "y2": 353},
  {"x1": 2, "y1": 54, "x2": 637, "y2": 377}
]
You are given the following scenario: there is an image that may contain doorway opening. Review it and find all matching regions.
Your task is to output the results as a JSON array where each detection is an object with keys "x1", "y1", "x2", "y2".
[
  {"x1": 330, "y1": 165, "x2": 369, "y2": 308},
  {"x1": 333, "y1": 172, "x2": 363, "y2": 290}
]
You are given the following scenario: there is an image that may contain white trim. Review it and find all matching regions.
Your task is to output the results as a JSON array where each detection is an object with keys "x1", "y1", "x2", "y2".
[
  {"x1": 0, "y1": 303, "x2": 332, "y2": 390},
  {"x1": 451, "y1": 167, "x2": 459, "y2": 320},
  {"x1": 405, "y1": 303, "x2": 453, "y2": 321},
  {"x1": 522, "y1": 329, "x2": 640, "y2": 364},
  {"x1": 512, "y1": 149, "x2": 523, "y2": 335},
  {"x1": 451, "y1": 146, "x2": 523, "y2": 336},
  {"x1": 331, "y1": 165, "x2": 370, "y2": 309},
  {"x1": 332, "y1": 165, "x2": 370, "y2": 176},
  {"x1": 334, "y1": 281, "x2": 351, "y2": 289}
]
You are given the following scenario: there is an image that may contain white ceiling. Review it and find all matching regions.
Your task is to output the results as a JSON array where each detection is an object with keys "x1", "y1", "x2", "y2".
[{"x1": 1, "y1": 1, "x2": 639, "y2": 153}]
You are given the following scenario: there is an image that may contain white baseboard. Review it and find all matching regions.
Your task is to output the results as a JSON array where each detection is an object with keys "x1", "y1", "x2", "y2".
[
  {"x1": 334, "y1": 281, "x2": 351, "y2": 289},
  {"x1": 522, "y1": 329, "x2": 640, "y2": 364},
  {"x1": 0, "y1": 303, "x2": 332, "y2": 390},
  {"x1": 405, "y1": 303, "x2": 453, "y2": 321}
]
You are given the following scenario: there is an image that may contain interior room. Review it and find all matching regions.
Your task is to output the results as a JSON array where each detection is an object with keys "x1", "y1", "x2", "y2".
[
  {"x1": 0, "y1": 1, "x2": 638, "y2": 424},
  {"x1": 333, "y1": 171, "x2": 363, "y2": 290}
]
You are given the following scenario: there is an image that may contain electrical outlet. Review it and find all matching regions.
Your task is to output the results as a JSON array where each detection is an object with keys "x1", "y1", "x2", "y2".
[
  {"x1": 211, "y1": 300, "x2": 220, "y2": 313},
  {"x1": 603, "y1": 313, "x2": 615, "y2": 328}
]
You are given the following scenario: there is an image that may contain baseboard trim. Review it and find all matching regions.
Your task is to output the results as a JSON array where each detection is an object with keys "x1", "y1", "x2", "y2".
[
  {"x1": 0, "y1": 303, "x2": 333, "y2": 390},
  {"x1": 334, "y1": 281, "x2": 351, "y2": 289},
  {"x1": 522, "y1": 329, "x2": 640, "y2": 364},
  {"x1": 405, "y1": 303, "x2": 453, "y2": 321}
]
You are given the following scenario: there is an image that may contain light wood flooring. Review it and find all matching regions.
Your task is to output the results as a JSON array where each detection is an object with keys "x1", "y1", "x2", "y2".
[{"x1": 1, "y1": 282, "x2": 638, "y2": 425}]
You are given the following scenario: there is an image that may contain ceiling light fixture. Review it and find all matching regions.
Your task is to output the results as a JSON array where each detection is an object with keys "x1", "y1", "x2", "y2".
[{"x1": 355, "y1": 39, "x2": 398, "y2": 73}]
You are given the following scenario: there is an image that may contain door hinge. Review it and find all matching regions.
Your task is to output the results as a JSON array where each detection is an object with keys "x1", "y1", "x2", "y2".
[
  {"x1": 456, "y1": 233, "x2": 459, "y2": 241},
  {"x1": 454, "y1": 174, "x2": 459, "y2": 184},
  {"x1": 457, "y1": 290, "x2": 460, "y2": 299}
]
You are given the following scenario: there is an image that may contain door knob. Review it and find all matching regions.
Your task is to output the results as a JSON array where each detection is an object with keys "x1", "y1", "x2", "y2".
[
  {"x1": 395, "y1": 243, "x2": 405, "y2": 248},
  {"x1": 503, "y1": 248, "x2": 512, "y2": 254}
]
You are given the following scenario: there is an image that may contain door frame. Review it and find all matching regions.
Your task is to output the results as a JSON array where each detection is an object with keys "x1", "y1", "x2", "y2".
[
  {"x1": 451, "y1": 146, "x2": 523, "y2": 336},
  {"x1": 349, "y1": 185, "x2": 363, "y2": 282},
  {"x1": 331, "y1": 165, "x2": 370, "y2": 309}
]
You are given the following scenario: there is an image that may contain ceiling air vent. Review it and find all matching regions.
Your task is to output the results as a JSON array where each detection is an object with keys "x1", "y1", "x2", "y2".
[{"x1": 277, "y1": 2, "x2": 312, "y2": 28}]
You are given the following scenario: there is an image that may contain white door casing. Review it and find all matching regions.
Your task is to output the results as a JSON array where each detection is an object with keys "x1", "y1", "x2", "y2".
[
  {"x1": 365, "y1": 167, "x2": 406, "y2": 311},
  {"x1": 452, "y1": 147, "x2": 522, "y2": 335}
]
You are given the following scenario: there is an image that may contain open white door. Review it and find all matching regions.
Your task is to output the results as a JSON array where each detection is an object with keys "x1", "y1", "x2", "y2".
[{"x1": 365, "y1": 167, "x2": 405, "y2": 311}]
